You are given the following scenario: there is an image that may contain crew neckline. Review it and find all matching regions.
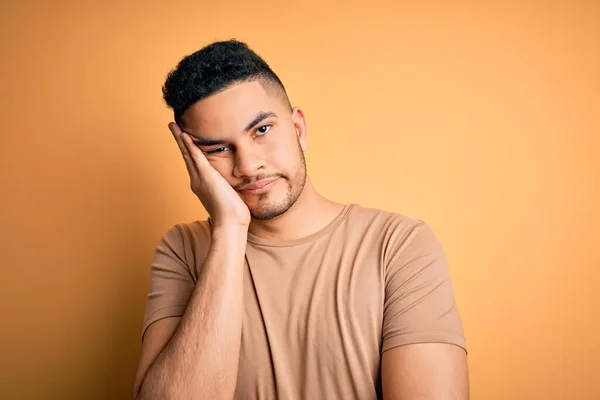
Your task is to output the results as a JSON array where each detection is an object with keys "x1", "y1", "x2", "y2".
[{"x1": 246, "y1": 203, "x2": 356, "y2": 247}]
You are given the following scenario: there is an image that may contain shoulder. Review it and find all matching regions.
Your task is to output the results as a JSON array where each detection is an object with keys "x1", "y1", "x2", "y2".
[
  {"x1": 345, "y1": 204, "x2": 439, "y2": 264},
  {"x1": 159, "y1": 219, "x2": 212, "y2": 249},
  {"x1": 175, "y1": 219, "x2": 213, "y2": 244},
  {"x1": 156, "y1": 219, "x2": 213, "y2": 279},
  {"x1": 346, "y1": 203, "x2": 426, "y2": 238}
]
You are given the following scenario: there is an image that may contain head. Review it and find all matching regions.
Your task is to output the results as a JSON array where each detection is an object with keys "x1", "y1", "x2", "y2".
[{"x1": 162, "y1": 40, "x2": 308, "y2": 220}]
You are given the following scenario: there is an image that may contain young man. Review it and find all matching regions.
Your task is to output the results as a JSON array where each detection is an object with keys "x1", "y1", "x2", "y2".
[{"x1": 133, "y1": 40, "x2": 468, "y2": 400}]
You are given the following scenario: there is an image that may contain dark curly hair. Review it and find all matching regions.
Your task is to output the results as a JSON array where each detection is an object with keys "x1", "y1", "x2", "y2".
[{"x1": 162, "y1": 39, "x2": 291, "y2": 124}]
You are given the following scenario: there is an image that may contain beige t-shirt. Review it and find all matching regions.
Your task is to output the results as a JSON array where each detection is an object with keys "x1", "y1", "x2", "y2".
[{"x1": 142, "y1": 204, "x2": 466, "y2": 399}]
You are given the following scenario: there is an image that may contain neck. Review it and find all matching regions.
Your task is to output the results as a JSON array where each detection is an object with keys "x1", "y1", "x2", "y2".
[{"x1": 248, "y1": 178, "x2": 345, "y2": 241}]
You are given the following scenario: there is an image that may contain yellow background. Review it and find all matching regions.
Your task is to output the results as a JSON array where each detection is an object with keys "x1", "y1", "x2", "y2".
[{"x1": 1, "y1": 1, "x2": 598, "y2": 398}]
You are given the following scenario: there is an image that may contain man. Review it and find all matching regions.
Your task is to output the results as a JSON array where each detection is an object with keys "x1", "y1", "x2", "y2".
[{"x1": 132, "y1": 40, "x2": 468, "y2": 400}]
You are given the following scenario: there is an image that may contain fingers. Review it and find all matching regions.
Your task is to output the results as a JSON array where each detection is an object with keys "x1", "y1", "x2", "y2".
[
  {"x1": 168, "y1": 122, "x2": 198, "y2": 180},
  {"x1": 179, "y1": 129, "x2": 212, "y2": 173}
]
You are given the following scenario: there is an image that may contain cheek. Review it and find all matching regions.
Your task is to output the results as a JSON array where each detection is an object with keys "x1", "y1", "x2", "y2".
[
  {"x1": 266, "y1": 136, "x2": 302, "y2": 171},
  {"x1": 209, "y1": 158, "x2": 236, "y2": 182}
]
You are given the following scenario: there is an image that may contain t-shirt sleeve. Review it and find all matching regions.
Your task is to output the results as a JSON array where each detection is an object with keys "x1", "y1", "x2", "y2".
[
  {"x1": 141, "y1": 224, "x2": 195, "y2": 341},
  {"x1": 381, "y1": 221, "x2": 467, "y2": 353}
]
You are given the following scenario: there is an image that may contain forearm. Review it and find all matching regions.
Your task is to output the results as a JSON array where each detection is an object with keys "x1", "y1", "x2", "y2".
[{"x1": 137, "y1": 226, "x2": 247, "y2": 400}]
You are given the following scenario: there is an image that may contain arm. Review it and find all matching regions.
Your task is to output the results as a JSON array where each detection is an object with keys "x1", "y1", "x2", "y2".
[
  {"x1": 381, "y1": 343, "x2": 469, "y2": 399},
  {"x1": 133, "y1": 123, "x2": 252, "y2": 399},
  {"x1": 133, "y1": 225, "x2": 247, "y2": 399},
  {"x1": 381, "y1": 221, "x2": 469, "y2": 399}
]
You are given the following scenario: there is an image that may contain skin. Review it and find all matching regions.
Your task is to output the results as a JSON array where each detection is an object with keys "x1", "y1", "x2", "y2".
[
  {"x1": 132, "y1": 79, "x2": 469, "y2": 399},
  {"x1": 179, "y1": 79, "x2": 344, "y2": 239}
]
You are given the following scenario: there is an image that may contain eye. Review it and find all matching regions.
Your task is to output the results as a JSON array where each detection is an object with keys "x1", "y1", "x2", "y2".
[
  {"x1": 256, "y1": 125, "x2": 271, "y2": 136},
  {"x1": 205, "y1": 146, "x2": 230, "y2": 155}
]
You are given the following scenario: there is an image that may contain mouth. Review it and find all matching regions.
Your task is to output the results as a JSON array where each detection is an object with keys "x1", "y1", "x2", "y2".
[{"x1": 237, "y1": 177, "x2": 280, "y2": 195}]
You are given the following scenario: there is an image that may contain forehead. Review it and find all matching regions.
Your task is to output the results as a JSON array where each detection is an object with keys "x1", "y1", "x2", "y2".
[{"x1": 181, "y1": 80, "x2": 282, "y2": 136}]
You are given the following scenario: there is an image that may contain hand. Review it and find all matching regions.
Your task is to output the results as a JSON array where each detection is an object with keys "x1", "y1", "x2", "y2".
[{"x1": 169, "y1": 122, "x2": 251, "y2": 228}]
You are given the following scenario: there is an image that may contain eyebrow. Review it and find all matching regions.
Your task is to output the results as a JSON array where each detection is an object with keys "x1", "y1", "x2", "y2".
[
  {"x1": 190, "y1": 137, "x2": 227, "y2": 147},
  {"x1": 190, "y1": 111, "x2": 278, "y2": 147},
  {"x1": 244, "y1": 111, "x2": 277, "y2": 133}
]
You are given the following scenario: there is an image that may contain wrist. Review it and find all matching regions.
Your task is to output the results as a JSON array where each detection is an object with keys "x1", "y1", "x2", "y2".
[{"x1": 209, "y1": 216, "x2": 250, "y2": 230}]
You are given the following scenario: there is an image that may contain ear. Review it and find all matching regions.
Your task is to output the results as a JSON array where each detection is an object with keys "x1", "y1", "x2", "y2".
[{"x1": 291, "y1": 107, "x2": 308, "y2": 151}]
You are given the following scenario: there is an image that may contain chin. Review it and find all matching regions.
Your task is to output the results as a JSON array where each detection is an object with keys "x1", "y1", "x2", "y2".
[
  {"x1": 248, "y1": 198, "x2": 292, "y2": 221},
  {"x1": 247, "y1": 159, "x2": 307, "y2": 221},
  {"x1": 250, "y1": 208, "x2": 288, "y2": 221},
  {"x1": 247, "y1": 187, "x2": 301, "y2": 220}
]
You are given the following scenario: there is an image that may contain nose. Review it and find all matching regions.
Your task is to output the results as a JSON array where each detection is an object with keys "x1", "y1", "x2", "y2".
[{"x1": 233, "y1": 143, "x2": 265, "y2": 178}]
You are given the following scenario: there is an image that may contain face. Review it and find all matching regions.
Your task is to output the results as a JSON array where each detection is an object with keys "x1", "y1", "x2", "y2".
[{"x1": 180, "y1": 80, "x2": 308, "y2": 220}]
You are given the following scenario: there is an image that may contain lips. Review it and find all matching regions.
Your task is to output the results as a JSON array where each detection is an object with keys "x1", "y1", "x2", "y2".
[{"x1": 238, "y1": 178, "x2": 279, "y2": 194}]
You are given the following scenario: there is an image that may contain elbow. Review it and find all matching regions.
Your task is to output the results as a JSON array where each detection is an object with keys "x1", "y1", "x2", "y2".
[
  {"x1": 131, "y1": 379, "x2": 147, "y2": 400},
  {"x1": 131, "y1": 386, "x2": 141, "y2": 400}
]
